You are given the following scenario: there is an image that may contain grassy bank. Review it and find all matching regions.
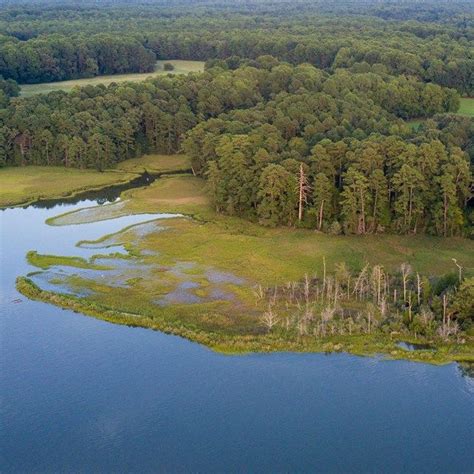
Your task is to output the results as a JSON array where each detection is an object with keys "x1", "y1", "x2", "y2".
[
  {"x1": 116, "y1": 154, "x2": 192, "y2": 174},
  {"x1": 0, "y1": 166, "x2": 137, "y2": 208},
  {"x1": 0, "y1": 154, "x2": 191, "y2": 208},
  {"x1": 19, "y1": 60, "x2": 205, "y2": 97},
  {"x1": 16, "y1": 276, "x2": 474, "y2": 364}
]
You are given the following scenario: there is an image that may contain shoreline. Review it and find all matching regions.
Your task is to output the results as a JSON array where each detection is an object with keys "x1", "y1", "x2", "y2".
[{"x1": 16, "y1": 276, "x2": 474, "y2": 365}]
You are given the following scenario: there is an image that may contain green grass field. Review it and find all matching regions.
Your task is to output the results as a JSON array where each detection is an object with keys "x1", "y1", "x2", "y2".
[
  {"x1": 458, "y1": 97, "x2": 474, "y2": 117},
  {"x1": 0, "y1": 167, "x2": 137, "y2": 208},
  {"x1": 19, "y1": 60, "x2": 205, "y2": 97},
  {"x1": 0, "y1": 154, "x2": 190, "y2": 208}
]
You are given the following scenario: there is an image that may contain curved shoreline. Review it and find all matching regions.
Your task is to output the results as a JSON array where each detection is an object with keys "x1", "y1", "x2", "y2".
[
  {"x1": 8, "y1": 169, "x2": 474, "y2": 366},
  {"x1": 0, "y1": 168, "x2": 193, "y2": 210},
  {"x1": 0, "y1": 171, "x2": 142, "y2": 210},
  {"x1": 16, "y1": 276, "x2": 474, "y2": 365}
]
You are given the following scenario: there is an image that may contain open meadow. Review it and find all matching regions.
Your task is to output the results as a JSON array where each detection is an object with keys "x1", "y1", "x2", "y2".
[{"x1": 19, "y1": 60, "x2": 205, "y2": 97}]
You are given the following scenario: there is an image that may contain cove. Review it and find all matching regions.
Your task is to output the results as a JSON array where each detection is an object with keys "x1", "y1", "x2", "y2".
[{"x1": 1, "y1": 194, "x2": 473, "y2": 473}]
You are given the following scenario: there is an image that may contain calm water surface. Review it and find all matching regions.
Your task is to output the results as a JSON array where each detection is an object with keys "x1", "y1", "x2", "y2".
[{"x1": 1, "y1": 196, "x2": 473, "y2": 473}]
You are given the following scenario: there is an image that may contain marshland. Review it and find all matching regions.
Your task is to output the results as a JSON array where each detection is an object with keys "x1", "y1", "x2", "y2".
[{"x1": 1, "y1": 0, "x2": 473, "y2": 472}]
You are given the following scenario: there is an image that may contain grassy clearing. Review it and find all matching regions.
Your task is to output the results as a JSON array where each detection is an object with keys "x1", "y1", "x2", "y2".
[
  {"x1": 125, "y1": 175, "x2": 209, "y2": 215},
  {"x1": 0, "y1": 154, "x2": 190, "y2": 208},
  {"x1": 0, "y1": 166, "x2": 137, "y2": 208},
  {"x1": 458, "y1": 97, "x2": 474, "y2": 117},
  {"x1": 19, "y1": 60, "x2": 205, "y2": 97}
]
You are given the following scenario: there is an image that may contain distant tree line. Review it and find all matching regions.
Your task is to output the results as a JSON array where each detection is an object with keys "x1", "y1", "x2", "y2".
[
  {"x1": 0, "y1": 3, "x2": 472, "y2": 93},
  {"x1": 1, "y1": 59, "x2": 471, "y2": 236}
]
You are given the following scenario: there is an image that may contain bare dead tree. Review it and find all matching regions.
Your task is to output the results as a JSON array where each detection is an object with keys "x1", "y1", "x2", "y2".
[
  {"x1": 261, "y1": 305, "x2": 279, "y2": 332},
  {"x1": 371, "y1": 265, "x2": 384, "y2": 304},
  {"x1": 353, "y1": 263, "x2": 369, "y2": 300},
  {"x1": 379, "y1": 297, "x2": 387, "y2": 318},
  {"x1": 416, "y1": 273, "x2": 422, "y2": 306},
  {"x1": 451, "y1": 258, "x2": 463, "y2": 283},
  {"x1": 298, "y1": 163, "x2": 311, "y2": 222},
  {"x1": 321, "y1": 305, "x2": 335, "y2": 337},
  {"x1": 407, "y1": 291, "x2": 413, "y2": 323},
  {"x1": 400, "y1": 263, "x2": 412, "y2": 303},
  {"x1": 271, "y1": 286, "x2": 278, "y2": 306}
]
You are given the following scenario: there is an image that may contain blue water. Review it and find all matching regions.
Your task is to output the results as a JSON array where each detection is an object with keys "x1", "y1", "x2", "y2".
[{"x1": 1, "y1": 198, "x2": 473, "y2": 473}]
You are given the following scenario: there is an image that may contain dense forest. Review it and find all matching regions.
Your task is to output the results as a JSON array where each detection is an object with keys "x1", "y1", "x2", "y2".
[
  {"x1": 0, "y1": 35, "x2": 156, "y2": 83},
  {"x1": 0, "y1": 1, "x2": 473, "y2": 92},
  {"x1": 0, "y1": 0, "x2": 473, "y2": 237}
]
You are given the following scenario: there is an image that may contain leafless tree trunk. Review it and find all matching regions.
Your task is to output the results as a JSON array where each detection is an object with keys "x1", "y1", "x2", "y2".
[
  {"x1": 322, "y1": 256, "x2": 327, "y2": 298},
  {"x1": 452, "y1": 259, "x2": 463, "y2": 283},
  {"x1": 400, "y1": 263, "x2": 412, "y2": 302},
  {"x1": 318, "y1": 200, "x2": 325, "y2": 231},
  {"x1": 298, "y1": 163, "x2": 310, "y2": 222},
  {"x1": 261, "y1": 305, "x2": 278, "y2": 332},
  {"x1": 408, "y1": 291, "x2": 412, "y2": 323},
  {"x1": 416, "y1": 273, "x2": 422, "y2": 305}
]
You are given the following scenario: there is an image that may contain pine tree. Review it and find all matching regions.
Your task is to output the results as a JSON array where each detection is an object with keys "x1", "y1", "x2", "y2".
[
  {"x1": 392, "y1": 164, "x2": 426, "y2": 234},
  {"x1": 341, "y1": 167, "x2": 371, "y2": 234},
  {"x1": 312, "y1": 172, "x2": 335, "y2": 231},
  {"x1": 257, "y1": 164, "x2": 298, "y2": 227},
  {"x1": 433, "y1": 172, "x2": 464, "y2": 236}
]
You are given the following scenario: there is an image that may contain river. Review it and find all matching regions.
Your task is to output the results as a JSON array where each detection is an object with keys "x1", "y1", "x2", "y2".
[{"x1": 1, "y1": 193, "x2": 473, "y2": 473}]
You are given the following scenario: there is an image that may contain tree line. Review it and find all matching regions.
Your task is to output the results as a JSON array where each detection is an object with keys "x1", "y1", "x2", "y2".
[
  {"x1": 0, "y1": 34, "x2": 156, "y2": 84},
  {"x1": 1, "y1": 59, "x2": 471, "y2": 237}
]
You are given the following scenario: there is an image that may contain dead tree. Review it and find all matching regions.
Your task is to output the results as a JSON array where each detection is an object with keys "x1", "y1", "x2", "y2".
[
  {"x1": 353, "y1": 263, "x2": 369, "y2": 300},
  {"x1": 321, "y1": 306, "x2": 335, "y2": 337},
  {"x1": 452, "y1": 258, "x2": 463, "y2": 283},
  {"x1": 298, "y1": 163, "x2": 311, "y2": 222},
  {"x1": 261, "y1": 305, "x2": 279, "y2": 332},
  {"x1": 400, "y1": 263, "x2": 412, "y2": 303},
  {"x1": 416, "y1": 273, "x2": 422, "y2": 306},
  {"x1": 371, "y1": 265, "x2": 384, "y2": 304}
]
